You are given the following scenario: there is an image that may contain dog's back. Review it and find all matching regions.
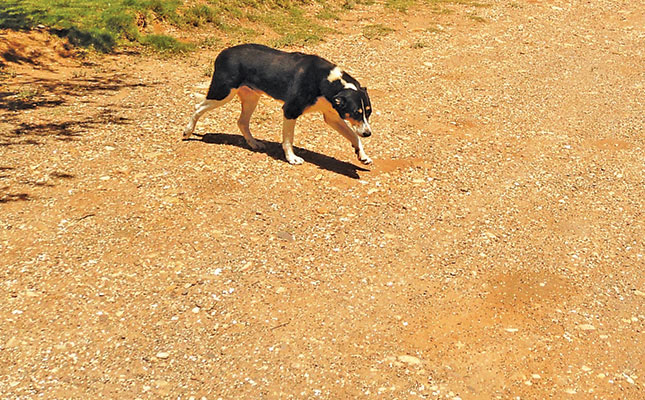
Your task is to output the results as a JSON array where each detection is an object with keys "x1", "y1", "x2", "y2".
[{"x1": 207, "y1": 44, "x2": 333, "y2": 104}]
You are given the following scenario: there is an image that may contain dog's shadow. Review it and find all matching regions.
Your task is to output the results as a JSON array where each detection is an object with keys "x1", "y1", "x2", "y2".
[{"x1": 186, "y1": 133, "x2": 370, "y2": 179}]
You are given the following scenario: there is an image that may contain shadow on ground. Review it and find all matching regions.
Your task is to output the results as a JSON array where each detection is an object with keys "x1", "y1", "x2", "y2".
[
  {"x1": 1, "y1": 109, "x2": 131, "y2": 146},
  {"x1": 1, "y1": 72, "x2": 146, "y2": 145},
  {"x1": 190, "y1": 133, "x2": 370, "y2": 179}
]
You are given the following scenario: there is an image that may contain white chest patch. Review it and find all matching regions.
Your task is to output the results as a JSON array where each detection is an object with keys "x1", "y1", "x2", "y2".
[{"x1": 327, "y1": 66, "x2": 358, "y2": 91}]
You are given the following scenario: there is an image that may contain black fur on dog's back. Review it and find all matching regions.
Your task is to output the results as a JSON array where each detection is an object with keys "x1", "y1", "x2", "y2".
[{"x1": 206, "y1": 44, "x2": 365, "y2": 120}]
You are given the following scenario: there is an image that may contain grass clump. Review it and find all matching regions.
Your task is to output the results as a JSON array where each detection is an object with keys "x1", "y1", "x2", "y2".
[
  {"x1": 183, "y1": 4, "x2": 221, "y2": 27},
  {"x1": 386, "y1": 0, "x2": 415, "y2": 12},
  {"x1": 362, "y1": 24, "x2": 394, "y2": 40},
  {"x1": 140, "y1": 34, "x2": 193, "y2": 53},
  {"x1": 251, "y1": 6, "x2": 331, "y2": 48}
]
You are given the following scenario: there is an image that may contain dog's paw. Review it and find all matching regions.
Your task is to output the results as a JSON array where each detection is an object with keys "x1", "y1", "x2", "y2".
[
  {"x1": 183, "y1": 126, "x2": 194, "y2": 139},
  {"x1": 287, "y1": 155, "x2": 304, "y2": 165},
  {"x1": 359, "y1": 155, "x2": 373, "y2": 165}
]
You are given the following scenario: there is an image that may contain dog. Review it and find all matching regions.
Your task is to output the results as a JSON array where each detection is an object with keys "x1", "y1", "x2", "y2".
[{"x1": 183, "y1": 43, "x2": 373, "y2": 165}]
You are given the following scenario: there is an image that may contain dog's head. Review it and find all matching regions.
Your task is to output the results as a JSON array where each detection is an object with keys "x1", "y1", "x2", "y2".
[{"x1": 332, "y1": 88, "x2": 372, "y2": 137}]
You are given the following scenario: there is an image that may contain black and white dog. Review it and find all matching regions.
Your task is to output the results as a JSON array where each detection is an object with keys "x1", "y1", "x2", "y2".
[{"x1": 183, "y1": 44, "x2": 373, "y2": 165}]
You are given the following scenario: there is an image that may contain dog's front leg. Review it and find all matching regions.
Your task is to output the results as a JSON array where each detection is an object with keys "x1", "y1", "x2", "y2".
[
  {"x1": 323, "y1": 112, "x2": 372, "y2": 165},
  {"x1": 281, "y1": 118, "x2": 304, "y2": 165}
]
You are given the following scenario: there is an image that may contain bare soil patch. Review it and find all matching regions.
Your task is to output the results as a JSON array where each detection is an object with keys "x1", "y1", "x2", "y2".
[{"x1": 1, "y1": 1, "x2": 644, "y2": 398}]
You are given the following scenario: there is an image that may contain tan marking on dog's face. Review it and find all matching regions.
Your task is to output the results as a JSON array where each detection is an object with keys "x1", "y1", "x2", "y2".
[{"x1": 345, "y1": 117, "x2": 361, "y2": 127}]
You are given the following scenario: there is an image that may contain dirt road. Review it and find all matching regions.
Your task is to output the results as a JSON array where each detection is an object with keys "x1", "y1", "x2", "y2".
[{"x1": 1, "y1": 0, "x2": 643, "y2": 398}]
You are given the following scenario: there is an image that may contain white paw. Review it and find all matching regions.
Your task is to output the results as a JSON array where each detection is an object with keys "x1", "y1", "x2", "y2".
[
  {"x1": 287, "y1": 155, "x2": 304, "y2": 165},
  {"x1": 247, "y1": 139, "x2": 265, "y2": 150},
  {"x1": 183, "y1": 126, "x2": 194, "y2": 139},
  {"x1": 359, "y1": 155, "x2": 373, "y2": 165}
]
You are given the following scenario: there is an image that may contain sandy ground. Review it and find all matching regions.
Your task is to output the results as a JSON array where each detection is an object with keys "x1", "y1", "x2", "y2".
[{"x1": 1, "y1": 0, "x2": 644, "y2": 398}]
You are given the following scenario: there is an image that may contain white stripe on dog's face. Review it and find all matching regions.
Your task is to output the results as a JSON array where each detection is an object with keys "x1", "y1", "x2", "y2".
[
  {"x1": 327, "y1": 67, "x2": 343, "y2": 82},
  {"x1": 356, "y1": 99, "x2": 371, "y2": 136},
  {"x1": 327, "y1": 66, "x2": 357, "y2": 90}
]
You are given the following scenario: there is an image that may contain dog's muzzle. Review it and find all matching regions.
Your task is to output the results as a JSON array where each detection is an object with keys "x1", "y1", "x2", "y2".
[{"x1": 352, "y1": 120, "x2": 372, "y2": 138}]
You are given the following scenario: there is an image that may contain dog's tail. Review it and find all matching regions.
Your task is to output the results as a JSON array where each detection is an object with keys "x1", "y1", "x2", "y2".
[
  {"x1": 191, "y1": 81, "x2": 209, "y2": 102},
  {"x1": 192, "y1": 92, "x2": 206, "y2": 102}
]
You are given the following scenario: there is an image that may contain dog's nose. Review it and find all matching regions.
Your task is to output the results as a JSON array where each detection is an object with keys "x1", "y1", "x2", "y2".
[{"x1": 362, "y1": 130, "x2": 371, "y2": 137}]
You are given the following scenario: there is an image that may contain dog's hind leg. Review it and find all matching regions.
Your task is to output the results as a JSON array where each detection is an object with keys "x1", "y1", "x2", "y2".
[
  {"x1": 183, "y1": 90, "x2": 236, "y2": 139},
  {"x1": 323, "y1": 112, "x2": 372, "y2": 165},
  {"x1": 236, "y1": 87, "x2": 264, "y2": 150}
]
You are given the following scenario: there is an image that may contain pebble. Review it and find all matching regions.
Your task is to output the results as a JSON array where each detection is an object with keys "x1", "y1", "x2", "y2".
[
  {"x1": 276, "y1": 231, "x2": 295, "y2": 242},
  {"x1": 156, "y1": 352, "x2": 170, "y2": 359},
  {"x1": 577, "y1": 324, "x2": 596, "y2": 331},
  {"x1": 398, "y1": 355, "x2": 422, "y2": 365},
  {"x1": 5, "y1": 337, "x2": 19, "y2": 348}
]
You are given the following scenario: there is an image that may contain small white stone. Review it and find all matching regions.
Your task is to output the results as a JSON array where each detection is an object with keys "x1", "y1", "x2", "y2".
[
  {"x1": 398, "y1": 355, "x2": 422, "y2": 365},
  {"x1": 156, "y1": 352, "x2": 170, "y2": 359}
]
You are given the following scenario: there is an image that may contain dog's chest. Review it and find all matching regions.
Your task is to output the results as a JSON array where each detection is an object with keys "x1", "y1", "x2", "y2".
[{"x1": 303, "y1": 97, "x2": 335, "y2": 115}]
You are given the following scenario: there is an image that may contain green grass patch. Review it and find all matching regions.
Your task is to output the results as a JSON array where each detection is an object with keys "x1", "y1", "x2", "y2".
[
  {"x1": 140, "y1": 34, "x2": 193, "y2": 53},
  {"x1": 362, "y1": 24, "x2": 394, "y2": 40},
  {"x1": 183, "y1": 4, "x2": 222, "y2": 28},
  {"x1": 0, "y1": 0, "x2": 183, "y2": 52},
  {"x1": 251, "y1": 6, "x2": 331, "y2": 48},
  {"x1": 0, "y1": 0, "x2": 336, "y2": 52},
  {"x1": 316, "y1": 8, "x2": 339, "y2": 20},
  {"x1": 342, "y1": 0, "x2": 375, "y2": 10},
  {"x1": 386, "y1": 0, "x2": 415, "y2": 12}
]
